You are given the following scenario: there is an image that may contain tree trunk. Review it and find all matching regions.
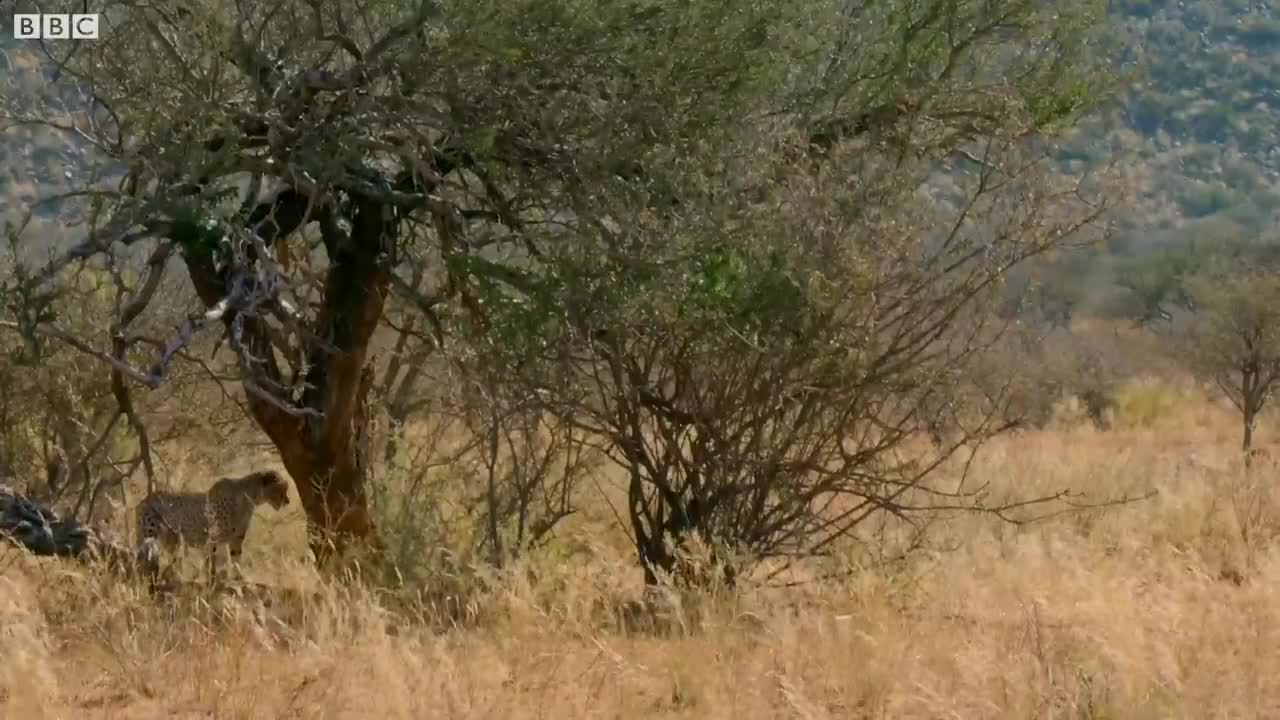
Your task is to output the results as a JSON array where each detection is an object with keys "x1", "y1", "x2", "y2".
[
  {"x1": 1243, "y1": 410, "x2": 1257, "y2": 471},
  {"x1": 628, "y1": 469, "x2": 674, "y2": 586},
  {"x1": 181, "y1": 190, "x2": 395, "y2": 566},
  {"x1": 42, "y1": 397, "x2": 88, "y2": 502},
  {"x1": 1243, "y1": 372, "x2": 1258, "y2": 470},
  {"x1": 260, "y1": 363, "x2": 380, "y2": 565},
  {"x1": 1242, "y1": 365, "x2": 1260, "y2": 470},
  {"x1": 280, "y1": 444, "x2": 378, "y2": 564},
  {"x1": 628, "y1": 471, "x2": 736, "y2": 589}
]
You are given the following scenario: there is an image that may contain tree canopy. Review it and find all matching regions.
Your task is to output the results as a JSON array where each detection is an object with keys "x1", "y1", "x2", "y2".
[{"x1": 1, "y1": 0, "x2": 1117, "y2": 579}]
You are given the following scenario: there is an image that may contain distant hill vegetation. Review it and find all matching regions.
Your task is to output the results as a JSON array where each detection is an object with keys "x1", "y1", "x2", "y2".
[{"x1": 4, "y1": 1, "x2": 1280, "y2": 239}]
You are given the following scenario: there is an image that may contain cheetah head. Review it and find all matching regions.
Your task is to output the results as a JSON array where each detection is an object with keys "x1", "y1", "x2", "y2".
[{"x1": 252, "y1": 470, "x2": 291, "y2": 510}]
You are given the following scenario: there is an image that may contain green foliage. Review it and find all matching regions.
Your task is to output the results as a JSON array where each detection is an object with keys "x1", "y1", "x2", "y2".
[
  {"x1": 1187, "y1": 271, "x2": 1280, "y2": 349},
  {"x1": 169, "y1": 206, "x2": 225, "y2": 263},
  {"x1": 3, "y1": 0, "x2": 1120, "y2": 581},
  {"x1": 428, "y1": 0, "x2": 798, "y2": 202},
  {"x1": 1112, "y1": 241, "x2": 1205, "y2": 323},
  {"x1": 0, "y1": 262, "x2": 127, "y2": 509},
  {"x1": 1111, "y1": 378, "x2": 1183, "y2": 430},
  {"x1": 451, "y1": 254, "x2": 563, "y2": 360},
  {"x1": 412, "y1": 0, "x2": 1121, "y2": 582},
  {"x1": 682, "y1": 244, "x2": 807, "y2": 341},
  {"x1": 1104, "y1": 0, "x2": 1280, "y2": 220},
  {"x1": 1182, "y1": 263, "x2": 1280, "y2": 450}
]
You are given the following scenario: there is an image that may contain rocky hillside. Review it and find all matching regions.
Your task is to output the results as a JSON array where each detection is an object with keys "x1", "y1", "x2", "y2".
[
  {"x1": 3, "y1": 1, "x2": 1279, "y2": 243},
  {"x1": 1101, "y1": 0, "x2": 1280, "y2": 233},
  {"x1": 0, "y1": 36, "x2": 96, "y2": 237}
]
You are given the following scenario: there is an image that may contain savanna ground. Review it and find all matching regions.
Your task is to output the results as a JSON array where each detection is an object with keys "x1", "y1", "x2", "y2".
[{"x1": 3, "y1": 371, "x2": 1280, "y2": 720}]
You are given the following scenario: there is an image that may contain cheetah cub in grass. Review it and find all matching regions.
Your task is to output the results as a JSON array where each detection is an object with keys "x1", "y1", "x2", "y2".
[{"x1": 136, "y1": 469, "x2": 291, "y2": 579}]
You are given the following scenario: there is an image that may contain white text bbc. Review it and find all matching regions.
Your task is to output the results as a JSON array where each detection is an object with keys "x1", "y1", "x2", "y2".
[{"x1": 13, "y1": 14, "x2": 100, "y2": 39}]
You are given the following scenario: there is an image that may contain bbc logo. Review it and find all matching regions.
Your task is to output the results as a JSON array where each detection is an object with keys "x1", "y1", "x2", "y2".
[{"x1": 13, "y1": 14, "x2": 100, "y2": 39}]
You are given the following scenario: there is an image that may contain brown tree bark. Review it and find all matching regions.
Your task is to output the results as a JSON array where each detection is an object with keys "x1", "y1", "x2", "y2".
[{"x1": 181, "y1": 190, "x2": 393, "y2": 565}]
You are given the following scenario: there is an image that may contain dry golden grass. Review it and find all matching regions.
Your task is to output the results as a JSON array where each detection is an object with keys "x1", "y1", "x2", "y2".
[{"x1": 5, "y1": 377, "x2": 1280, "y2": 718}]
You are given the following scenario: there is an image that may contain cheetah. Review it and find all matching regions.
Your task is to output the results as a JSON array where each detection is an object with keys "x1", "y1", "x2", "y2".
[{"x1": 135, "y1": 469, "x2": 291, "y2": 579}]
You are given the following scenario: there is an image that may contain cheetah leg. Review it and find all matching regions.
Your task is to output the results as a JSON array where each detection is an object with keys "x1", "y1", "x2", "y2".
[
  {"x1": 206, "y1": 543, "x2": 221, "y2": 583},
  {"x1": 227, "y1": 535, "x2": 246, "y2": 580}
]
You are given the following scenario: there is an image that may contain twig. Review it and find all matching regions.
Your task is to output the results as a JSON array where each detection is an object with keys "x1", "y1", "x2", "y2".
[{"x1": 0, "y1": 320, "x2": 163, "y2": 388}]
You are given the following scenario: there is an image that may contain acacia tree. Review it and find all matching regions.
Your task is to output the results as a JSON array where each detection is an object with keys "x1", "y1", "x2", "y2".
[
  {"x1": 0, "y1": 254, "x2": 193, "y2": 520},
  {"x1": 479, "y1": 150, "x2": 1113, "y2": 585},
  {"x1": 2, "y1": 0, "x2": 1116, "y2": 574},
  {"x1": 1112, "y1": 241, "x2": 1204, "y2": 329},
  {"x1": 0, "y1": 0, "x2": 836, "y2": 562},
  {"x1": 0, "y1": 299, "x2": 115, "y2": 506},
  {"x1": 1185, "y1": 269, "x2": 1280, "y2": 462},
  {"x1": 455, "y1": 4, "x2": 1119, "y2": 583}
]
